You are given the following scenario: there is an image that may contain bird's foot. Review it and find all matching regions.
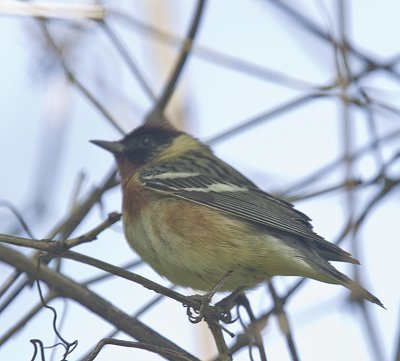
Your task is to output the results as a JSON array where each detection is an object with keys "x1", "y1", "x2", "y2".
[
  {"x1": 185, "y1": 293, "x2": 214, "y2": 324},
  {"x1": 185, "y1": 271, "x2": 235, "y2": 324},
  {"x1": 214, "y1": 288, "x2": 244, "y2": 324}
]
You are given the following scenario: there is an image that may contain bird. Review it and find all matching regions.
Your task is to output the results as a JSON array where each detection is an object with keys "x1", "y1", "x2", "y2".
[{"x1": 91, "y1": 120, "x2": 384, "y2": 308}]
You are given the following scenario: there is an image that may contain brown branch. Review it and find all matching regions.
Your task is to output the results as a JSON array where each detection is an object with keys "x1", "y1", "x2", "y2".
[
  {"x1": 101, "y1": 22, "x2": 156, "y2": 102},
  {"x1": 357, "y1": 302, "x2": 386, "y2": 361},
  {"x1": 0, "y1": 244, "x2": 198, "y2": 361},
  {"x1": 0, "y1": 270, "x2": 22, "y2": 299},
  {"x1": 47, "y1": 167, "x2": 118, "y2": 240},
  {"x1": 0, "y1": 212, "x2": 121, "y2": 255},
  {"x1": 0, "y1": 231, "x2": 199, "y2": 309},
  {"x1": 37, "y1": 21, "x2": 125, "y2": 134},
  {"x1": 112, "y1": 6, "x2": 396, "y2": 97},
  {"x1": 283, "y1": 127, "x2": 400, "y2": 195},
  {"x1": 205, "y1": 317, "x2": 232, "y2": 361},
  {"x1": 82, "y1": 259, "x2": 142, "y2": 286},
  {"x1": 85, "y1": 339, "x2": 195, "y2": 361},
  {"x1": 0, "y1": 168, "x2": 117, "y2": 312},
  {"x1": 0, "y1": 2, "x2": 106, "y2": 20},
  {"x1": 227, "y1": 180, "x2": 396, "y2": 358},
  {"x1": 268, "y1": 283, "x2": 300, "y2": 361},
  {"x1": 286, "y1": 178, "x2": 363, "y2": 203},
  {"x1": 207, "y1": 93, "x2": 326, "y2": 145},
  {"x1": 265, "y1": 0, "x2": 380, "y2": 69},
  {"x1": 146, "y1": 0, "x2": 206, "y2": 123},
  {"x1": 61, "y1": 251, "x2": 199, "y2": 309},
  {"x1": 236, "y1": 295, "x2": 267, "y2": 361},
  {"x1": 111, "y1": 10, "x2": 323, "y2": 90},
  {"x1": 78, "y1": 287, "x2": 176, "y2": 361}
]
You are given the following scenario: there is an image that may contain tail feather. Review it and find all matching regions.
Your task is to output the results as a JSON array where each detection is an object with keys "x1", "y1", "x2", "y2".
[
  {"x1": 316, "y1": 245, "x2": 360, "y2": 264},
  {"x1": 344, "y1": 278, "x2": 385, "y2": 309},
  {"x1": 284, "y1": 234, "x2": 384, "y2": 307},
  {"x1": 307, "y1": 256, "x2": 385, "y2": 308},
  {"x1": 331, "y1": 268, "x2": 385, "y2": 309}
]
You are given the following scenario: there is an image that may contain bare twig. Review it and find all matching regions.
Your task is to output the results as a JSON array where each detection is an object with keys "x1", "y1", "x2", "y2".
[
  {"x1": 101, "y1": 22, "x2": 156, "y2": 102},
  {"x1": 77, "y1": 286, "x2": 176, "y2": 361},
  {"x1": 37, "y1": 21, "x2": 125, "y2": 134},
  {"x1": 0, "y1": 1, "x2": 106, "y2": 20},
  {"x1": 236, "y1": 295, "x2": 267, "y2": 361},
  {"x1": 0, "y1": 169, "x2": 118, "y2": 313},
  {"x1": 62, "y1": 250, "x2": 200, "y2": 309},
  {"x1": 283, "y1": 128, "x2": 400, "y2": 195},
  {"x1": 268, "y1": 283, "x2": 300, "y2": 361},
  {"x1": 207, "y1": 93, "x2": 325, "y2": 145},
  {"x1": 0, "y1": 244, "x2": 198, "y2": 361},
  {"x1": 0, "y1": 201, "x2": 36, "y2": 239},
  {"x1": 111, "y1": 10, "x2": 317, "y2": 90},
  {"x1": 85, "y1": 339, "x2": 196, "y2": 361},
  {"x1": 146, "y1": 0, "x2": 206, "y2": 123},
  {"x1": 0, "y1": 212, "x2": 121, "y2": 254},
  {"x1": 206, "y1": 318, "x2": 232, "y2": 361}
]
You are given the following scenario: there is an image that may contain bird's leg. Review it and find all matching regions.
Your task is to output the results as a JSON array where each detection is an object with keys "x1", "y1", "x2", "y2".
[
  {"x1": 186, "y1": 270, "x2": 233, "y2": 324},
  {"x1": 214, "y1": 287, "x2": 245, "y2": 324}
]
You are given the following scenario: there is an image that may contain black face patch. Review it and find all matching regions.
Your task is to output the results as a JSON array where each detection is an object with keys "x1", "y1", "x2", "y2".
[{"x1": 121, "y1": 126, "x2": 180, "y2": 164}]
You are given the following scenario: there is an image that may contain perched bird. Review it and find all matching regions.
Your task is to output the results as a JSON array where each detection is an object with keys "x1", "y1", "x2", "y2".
[{"x1": 91, "y1": 121, "x2": 383, "y2": 308}]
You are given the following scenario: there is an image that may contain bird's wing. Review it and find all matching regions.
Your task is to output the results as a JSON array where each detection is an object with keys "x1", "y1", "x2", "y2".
[{"x1": 139, "y1": 167, "x2": 356, "y2": 263}]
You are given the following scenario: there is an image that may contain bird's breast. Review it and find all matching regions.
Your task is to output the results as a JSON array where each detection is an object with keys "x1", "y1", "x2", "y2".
[
  {"x1": 122, "y1": 190, "x2": 278, "y2": 290},
  {"x1": 121, "y1": 184, "x2": 318, "y2": 290}
]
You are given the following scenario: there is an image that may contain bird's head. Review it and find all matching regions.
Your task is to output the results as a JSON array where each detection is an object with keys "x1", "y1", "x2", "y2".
[{"x1": 91, "y1": 123, "x2": 208, "y2": 183}]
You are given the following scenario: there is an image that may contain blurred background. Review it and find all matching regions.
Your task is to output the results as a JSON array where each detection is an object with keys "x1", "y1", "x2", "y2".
[{"x1": 0, "y1": 1, "x2": 399, "y2": 360}]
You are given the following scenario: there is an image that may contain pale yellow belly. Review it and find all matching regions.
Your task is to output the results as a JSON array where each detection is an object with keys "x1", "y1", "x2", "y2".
[{"x1": 123, "y1": 197, "x2": 320, "y2": 291}]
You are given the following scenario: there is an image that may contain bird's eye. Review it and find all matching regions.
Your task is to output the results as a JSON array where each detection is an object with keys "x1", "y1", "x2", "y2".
[{"x1": 139, "y1": 135, "x2": 154, "y2": 147}]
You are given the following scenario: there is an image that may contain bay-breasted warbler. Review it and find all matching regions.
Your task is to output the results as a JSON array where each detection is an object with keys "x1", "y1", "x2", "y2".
[{"x1": 91, "y1": 121, "x2": 383, "y2": 308}]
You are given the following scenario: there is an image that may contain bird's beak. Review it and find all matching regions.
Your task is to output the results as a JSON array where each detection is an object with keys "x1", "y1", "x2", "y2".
[{"x1": 90, "y1": 140, "x2": 125, "y2": 154}]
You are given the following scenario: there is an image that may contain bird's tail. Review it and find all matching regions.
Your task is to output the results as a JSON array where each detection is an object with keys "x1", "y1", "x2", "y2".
[
  {"x1": 310, "y1": 258, "x2": 385, "y2": 308},
  {"x1": 343, "y1": 278, "x2": 385, "y2": 309}
]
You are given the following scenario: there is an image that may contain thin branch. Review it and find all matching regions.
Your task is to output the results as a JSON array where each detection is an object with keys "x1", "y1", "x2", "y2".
[
  {"x1": 358, "y1": 88, "x2": 386, "y2": 172},
  {"x1": 0, "y1": 244, "x2": 198, "y2": 361},
  {"x1": 268, "y1": 283, "x2": 300, "y2": 361},
  {"x1": 207, "y1": 93, "x2": 325, "y2": 145},
  {"x1": 206, "y1": 318, "x2": 232, "y2": 361},
  {"x1": 0, "y1": 1, "x2": 106, "y2": 20},
  {"x1": 82, "y1": 259, "x2": 142, "y2": 286},
  {"x1": 287, "y1": 178, "x2": 363, "y2": 203},
  {"x1": 61, "y1": 251, "x2": 199, "y2": 309},
  {"x1": 85, "y1": 339, "x2": 196, "y2": 361},
  {"x1": 227, "y1": 181, "x2": 397, "y2": 358},
  {"x1": 236, "y1": 295, "x2": 267, "y2": 361},
  {"x1": 111, "y1": 10, "x2": 319, "y2": 90},
  {"x1": 265, "y1": 0, "x2": 375, "y2": 67},
  {"x1": 34, "y1": 261, "x2": 78, "y2": 361},
  {"x1": 283, "y1": 127, "x2": 400, "y2": 195},
  {"x1": 147, "y1": 0, "x2": 206, "y2": 121},
  {"x1": 19, "y1": 231, "x2": 194, "y2": 319},
  {"x1": 37, "y1": 21, "x2": 125, "y2": 134},
  {"x1": 0, "y1": 271, "x2": 22, "y2": 299},
  {"x1": 0, "y1": 278, "x2": 31, "y2": 314},
  {"x1": 0, "y1": 169, "x2": 117, "y2": 312},
  {"x1": 101, "y1": 22, "x2": 156, "y2": 102},
  {"x1": 78, "y1": 286, "x2": 176, "y2": 361},
  {"x1": 358, "y1": 302, "x2": 386, "y2": 361},
  {"x1": 0, "y1": 200, "x2": 36, "y2": 239},
  {"x1": 0, "y1": 212, "x2": 121, "y2": 254},
  {"x1": 47, "y1": 167, "x2": 118, "y2": 240}
]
